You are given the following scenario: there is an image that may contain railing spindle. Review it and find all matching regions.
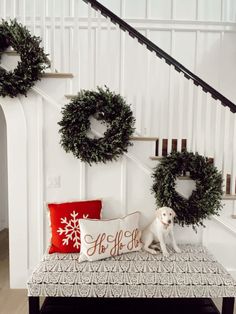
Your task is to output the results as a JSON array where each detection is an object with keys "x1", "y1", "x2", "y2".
[
  {"x1": 204, "y1": 92, "x2": 213, "y2": 157},
  {"x1": 88, "y1": 3, "x2": 93, "y2": 88},
  {"x1": 214, "y1": 101, "x2": 223, "y2": 172},
  {"x1": 32, "y1": 0, "x2": 36, "y2": 34},
  {"x1": 222, "y1": 106, "x2": 231, "y2": 194},
  {"x1": 230, "y1": 114, "x2": 236, "y2": 195},
  {"x1": 95, "y1": 10, "x2": 102, "y2": 85},
  {"x1": 167, "y1": 64, "x2": 175, "y2": 154},
  {"x1": 186, "y1": 79, "x2": 194, "y2": 152},
  {"x1": 177, "y1": 72, "x2": 184, "y2": 152}
]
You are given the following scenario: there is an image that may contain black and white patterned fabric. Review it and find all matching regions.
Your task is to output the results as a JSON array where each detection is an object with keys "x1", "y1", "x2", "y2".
[{"x1": 27, "y1": 245, "x2": 236, "y2": 298}]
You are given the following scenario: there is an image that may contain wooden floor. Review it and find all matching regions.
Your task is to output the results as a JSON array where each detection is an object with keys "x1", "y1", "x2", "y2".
[
  {"x1": 0, "y1": 229, "x2": 28, "y2": 314},
  {"x1": 0, "y1": 229, "x2": 235, "y2": 314}
]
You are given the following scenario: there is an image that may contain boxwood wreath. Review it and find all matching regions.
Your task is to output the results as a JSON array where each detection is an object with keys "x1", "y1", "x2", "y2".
[
  {"x1": 152, "y1": 151, "x2": 223, "y2": 228},
  {"x1": 0, "y1": 19, "x2": 50, "y2": 97},
  {"x1": 58, "y1": 87, "x2": 135, "y2": 164}
]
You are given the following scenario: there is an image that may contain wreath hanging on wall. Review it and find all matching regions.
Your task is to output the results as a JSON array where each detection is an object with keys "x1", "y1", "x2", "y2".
[
  {"x1": 58, "y1": 87, "x2": 135, "y2": 164},
  {"x1": 152, "y1": 151, "x2": 223, "y2": 228},
  {"x1": 0, "y1": 19, "x2": 50, "y2": 97}
]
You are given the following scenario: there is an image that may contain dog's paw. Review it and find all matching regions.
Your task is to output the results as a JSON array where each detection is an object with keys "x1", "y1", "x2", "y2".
[
  {"x1": 162, "y1": 251, "x2": 169, "y2": 258},
  {"x1": 149, "y1": 249, "x2": 157, "y2": 255},
  {"x1": 175, "y1": 247, "x2": 181, "y2": 253}
]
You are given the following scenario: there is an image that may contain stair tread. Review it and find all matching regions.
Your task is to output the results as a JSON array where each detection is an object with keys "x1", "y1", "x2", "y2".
[
  {"x1": 43, "y1": 72, "x2": 73, "y2": 78},
  {"x1": 222, "y1": 194, "x2": 236, "y2": 200},
  {"x1": 65, "y1": 94, "x2": 77, "y2": 99},
  {"x1": 130, "y1": 136, "x2": 159, "y2": 141},
  {"x1": 1, "y1": 50, "x2": 18, "y2": 55},
  {"x1": 150, "y1": 156, "x2": 163, "y2": 160}
]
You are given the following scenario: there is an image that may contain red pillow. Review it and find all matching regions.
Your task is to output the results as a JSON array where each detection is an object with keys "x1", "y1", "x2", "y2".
[{"x1": 48, "y1": 200, "x2": 102, "y2": 254}]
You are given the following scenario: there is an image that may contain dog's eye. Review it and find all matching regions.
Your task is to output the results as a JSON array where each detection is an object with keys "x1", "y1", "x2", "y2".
[
  {"x1": 163, "y1": 213, "x2": 166, "y2": 216},
  {"x1": 170, "y1": 213, "x2": 172, "y2": 216}
]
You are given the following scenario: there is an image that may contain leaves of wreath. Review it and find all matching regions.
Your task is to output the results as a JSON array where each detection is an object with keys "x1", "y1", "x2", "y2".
[
  {"x1": 0, "y1": 19, "x2": 50, "y2": 97},
  {"x1": 58, "y1": 87, "x2": 136, "y2": 164},
  {"x1": 152, "y1": 151, "x2": 223, "y2": 228}
]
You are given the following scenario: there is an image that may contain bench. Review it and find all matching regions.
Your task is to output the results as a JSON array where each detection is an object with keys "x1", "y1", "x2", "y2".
[{"x1": 27, "y1": 245, "x2": 236, "y2": 314}]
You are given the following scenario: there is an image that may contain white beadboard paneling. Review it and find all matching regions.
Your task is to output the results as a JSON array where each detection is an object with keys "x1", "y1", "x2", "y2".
[
  {"x1": 198, "y1": 0, "x2": 222, "y2": 21},
  {"x1": 173, "y1": 31, "x2": 196, "y2": 71},
  {"x1": 124, "y1": 0, "x2": 146, "y2": 19},
  {"x1": 99, "y1": 0, "x2": 121, "y2": 16},
  {"x1": 149, "y1": 30, "x2": 172, "y2": 54},
  {"x1": 173, "y1": 0, "x2": 197, "y2": 20},
  {"x1": 44, "y1": 103, "x2": 81, "y2": 202},
  {"x1": 220, "y1": 32, "x2": 236, "y2": 103},
  {"x1": 149, "y1": 0, "x2": 172, "y2": 19},
  {"x1": 196, "y1": 32, "x2": 221, "y2": 89},
  {"x1": 86, "y1": 161, "x2": 123, "y2": 219},
  {"x1": 95, "y1": 27, "x2": 120, "y2": 90},
  {"x1": 78, "y1": 0, "x2": 89, "y2": 17},
  {"x1": 126, "y1": 158, "x2": 156, "y2": 229}
]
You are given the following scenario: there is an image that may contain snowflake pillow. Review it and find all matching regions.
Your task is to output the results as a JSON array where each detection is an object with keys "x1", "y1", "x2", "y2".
[
  {"x1": 79, "y1": 211, "x2": 142, "y2": 262},
  {"x1": 47, "y1": 200, "x2": 102, "y2": 254}
]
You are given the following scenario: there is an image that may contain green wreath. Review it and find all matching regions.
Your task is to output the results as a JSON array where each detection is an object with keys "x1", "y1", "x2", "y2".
[
  {"x1": 152, "y1": 151, "x2": 223, "y2": 228},
  {"x1": 0, "y1": 19, "x2": 50, "y2": 97},
  {"x1": 58, "y1": 87, "x2": 135, "y2": 164}
]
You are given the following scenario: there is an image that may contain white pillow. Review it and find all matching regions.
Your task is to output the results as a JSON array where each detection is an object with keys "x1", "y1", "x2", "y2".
[{"x1": 79, "y1": 211, "x2": 142, "y2": 262}]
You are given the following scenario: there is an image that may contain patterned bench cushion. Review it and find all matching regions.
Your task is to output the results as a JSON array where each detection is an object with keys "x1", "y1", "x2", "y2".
[{"x1": 27, "y1": 245, "x2": 236, "y2": 298}]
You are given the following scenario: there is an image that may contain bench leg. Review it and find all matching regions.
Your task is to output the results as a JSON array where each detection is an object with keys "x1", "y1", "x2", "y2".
[
  {"x1": 28, "y1": 296, "x2": 40, "y2": 314},
  {"x1": 222, "y1": 297, "x2": 235, "y2": 314}
]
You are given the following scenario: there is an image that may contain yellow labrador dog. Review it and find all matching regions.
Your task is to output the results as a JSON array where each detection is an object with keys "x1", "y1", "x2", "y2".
[{"x1": 141, "y1": 207, "x2": 181, "y2": 257}]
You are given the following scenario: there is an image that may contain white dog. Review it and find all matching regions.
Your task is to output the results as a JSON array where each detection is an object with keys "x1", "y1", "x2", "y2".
[{"x1": 141, "y1": 207, "x2": 181, "y2": 257}]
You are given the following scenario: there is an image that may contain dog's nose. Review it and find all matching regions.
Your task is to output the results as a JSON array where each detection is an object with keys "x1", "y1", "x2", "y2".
[{"x1": 168, "y1": 220, "x2": 171, "y2": 224}]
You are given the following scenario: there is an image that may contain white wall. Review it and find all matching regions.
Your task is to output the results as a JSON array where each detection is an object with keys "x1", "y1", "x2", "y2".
[{"x1": 0, "y1": 106, "x2": 8, "y2": 231}]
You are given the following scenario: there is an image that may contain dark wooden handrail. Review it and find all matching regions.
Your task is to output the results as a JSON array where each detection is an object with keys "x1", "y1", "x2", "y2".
[{"x1": 83, "y1": 0, "x2": 236, "y2": 113}]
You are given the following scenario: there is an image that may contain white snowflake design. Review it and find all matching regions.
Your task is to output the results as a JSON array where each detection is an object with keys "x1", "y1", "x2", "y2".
[{"x1": 57, "y1": 211, "x2": 89, "y2": 249}]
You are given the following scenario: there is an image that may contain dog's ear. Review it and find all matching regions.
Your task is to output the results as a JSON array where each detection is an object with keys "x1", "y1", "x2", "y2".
[
  {"x1": 171, "y1": 209, "x2": 176, "y2": 217},
  {"x1": 156, "y1": 208, "x2": 162, "y2": 220}
]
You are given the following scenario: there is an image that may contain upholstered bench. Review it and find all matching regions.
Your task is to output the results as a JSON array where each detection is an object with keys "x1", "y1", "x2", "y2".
[{"x1": 27, "y1": 245, "x2": 236, "y2": 314}]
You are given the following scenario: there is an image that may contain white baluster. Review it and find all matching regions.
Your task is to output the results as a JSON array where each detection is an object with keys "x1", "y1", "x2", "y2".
[
  {"x1": 118, "y1": 25, "x2": 125, "y2": 95},
  {"x1": 40, "y1": 0, "x2": 46, "y2": 50},
  {"x1": 230, "y1": 114, "x2": 236, "y2": 195},
  {"x1": 60, "y1": 0, "x2": 66, "y2": 73},
  {"x1": 177, "y1": 72, "x2": 184, "y2": 152},
  {"x1": 32, "y1": 0, "x2": 36, "y2": 34},
  {"x1": 214, "y1": 100, "x2": 222, "y2": 169},
  {"x1": 88, "y1": 3, "x2": 93, "y2": 89},
  {"x1": 186, "y1": 79, "x2": 194, "y2": 152},
  {"x1": 22, "y1": 0, "x2": 26, "y2": 25},
  {"x1": 144, "y1": 30, "x2": 151, "y2": 136},
  {"x1": 12, "y1": 0, "x2": 16, "y2": 18},
  {"x1": 195, "y1": 87, "x2": 204, "y2": 155},
  {"x1": 95, "y1": 10, "x2": 102, "y2": 86},
  {"x1": 2, "y1": 0, "x2": 6, "y2": 19},
  {"x1": 50, "y1": 0, "x2": 56, "y2": 72},
  {"x1": 222, "y1": 107, "x2": 231, "y2": 193},
  {"x1": 167, "y1": 64, "x2": 175, "y2": 154},
  {"x1": 74, "y1": 0, "x2": 80, "y2": 92},
  {"x1": 204, "y1": 92, "x2": 213, "y2": 157}
]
